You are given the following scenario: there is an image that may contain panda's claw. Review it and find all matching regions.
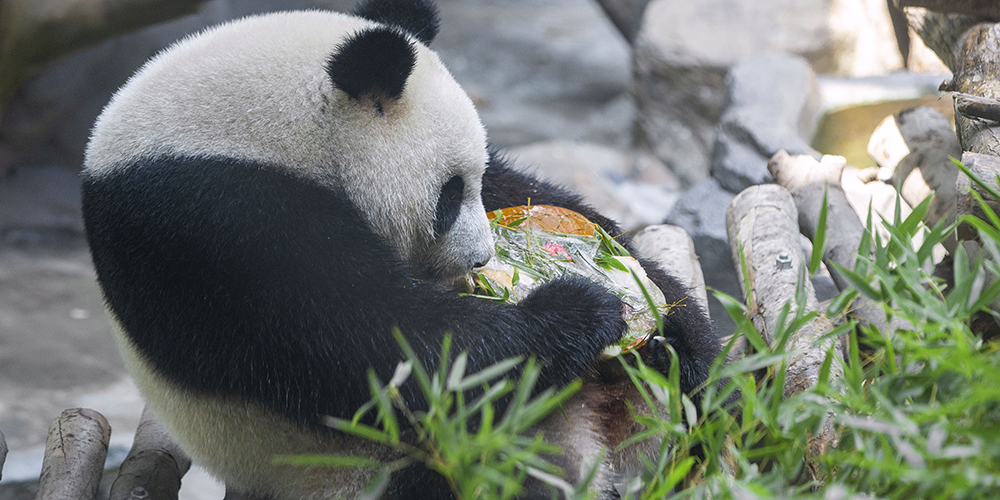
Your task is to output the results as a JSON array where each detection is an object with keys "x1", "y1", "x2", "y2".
[{"x1": 639, "y1": 334, "x2": 673, "y2": 374}]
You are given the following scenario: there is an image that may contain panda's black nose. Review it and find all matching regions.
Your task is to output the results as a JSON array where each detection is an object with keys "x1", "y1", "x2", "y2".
[{"x1": 473, "y1": 259, "x2": 489, "y2": 269}]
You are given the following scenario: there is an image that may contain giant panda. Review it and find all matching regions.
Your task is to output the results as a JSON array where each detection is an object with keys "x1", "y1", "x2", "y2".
[{"x1": 81, "y1": 0, "x2": 721, "y2": 498}]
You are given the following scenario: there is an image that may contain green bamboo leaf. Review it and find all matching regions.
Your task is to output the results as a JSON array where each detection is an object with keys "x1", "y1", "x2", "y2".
[
  {"x1": 358, "y1": 469, "x2": 392, "y2": 500},
  {"x1": 367, "y1": 369, "x2": 399, "y2": 442},
  {"x1": 321, "y1": 416, "x2": 393, "y2": 444},
  {"x1": 391, "y1": 329, "x2": 433, "y2": 400},
  {"x1": 961, "y1": 214, "x2": 1000, "y2": 244},
  {"x1": 809, "y1": 183, "x2": 829, "y2": 276},
  {"x1": 714, "y1": 291, "x2": 767, "y2": 352},
  {"x1": 829, "y1": 261, "x2": 881, "y2": 302},
  {"x1": 970, "y1": 188, "x2": 1000, "y2": 230},
  {"x1": 946, "y1": 244, "x2": 972, "y2": 313},
  {"x1": 450, "y1": 356, "x2": 522, "y2": 392},
  {"x1": 446, "y1": 352, "x2": 469, "y2": 390},
  {"x1": 898, "y1": 192, "x2": 932, "y2": 239}
]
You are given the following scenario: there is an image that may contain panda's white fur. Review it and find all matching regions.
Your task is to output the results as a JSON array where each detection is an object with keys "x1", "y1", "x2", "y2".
[
  {"x1": 82, "y1": 2, "x2": 720, "y2": 499},
  {"x1": 111, "y1": 323, "x2": 386, "y2": 499},
  {"x1": 87, "y1": 10, "x2": 493, "y2": 278}
]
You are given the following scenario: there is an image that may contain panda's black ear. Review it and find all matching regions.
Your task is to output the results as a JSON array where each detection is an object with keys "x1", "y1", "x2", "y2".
[
  {"x1": 326, "y1": 27, "x2": 416, "y2": 107},
  {"x1": 353, "y1": 0, "x2": 440, "y2": 45}
]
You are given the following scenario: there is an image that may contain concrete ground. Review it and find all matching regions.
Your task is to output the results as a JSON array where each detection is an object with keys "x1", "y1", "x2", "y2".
[{"x1": 0, "y1": 0, "x2": 630, "y2": 497}]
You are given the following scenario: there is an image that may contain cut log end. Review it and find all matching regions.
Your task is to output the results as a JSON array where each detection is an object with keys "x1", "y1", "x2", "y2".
[
  {"x1": 108, "y1": 405, "x2": 192, "y2": 500},
  {"x1": 767, "y1": 150, "x2": 846, "y2": 191},
  {"x1": 36, "y1": 408, "x2": 112, "y2": 500}
]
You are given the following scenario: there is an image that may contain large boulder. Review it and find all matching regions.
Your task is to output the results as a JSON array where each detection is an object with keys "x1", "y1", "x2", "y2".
[
  {"x1": 0, "y1": 0, "x2": 354, "y2": 174},
  {"x1": 711, "y1": 53, "x2": 823, "y2": 193},
  {"x1": 632, "y1": 0, "x2": 904, "y2": 185}
]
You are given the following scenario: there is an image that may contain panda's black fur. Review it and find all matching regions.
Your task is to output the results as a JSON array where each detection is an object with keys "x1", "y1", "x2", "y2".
[
  {"x1": 81, "y1": 1, "x2": 720, "y2": 498},
  {"x1": 83, "y1": 154, "x2": 629, "y2": 427}
]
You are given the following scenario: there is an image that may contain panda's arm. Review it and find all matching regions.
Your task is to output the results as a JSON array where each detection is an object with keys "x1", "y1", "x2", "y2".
[
  {"x1": 481, "y1": 150, "x2": 721, "y2": 398},
  {"x1": 82, "y1": 155, "x2": 626, "y2": 427}
]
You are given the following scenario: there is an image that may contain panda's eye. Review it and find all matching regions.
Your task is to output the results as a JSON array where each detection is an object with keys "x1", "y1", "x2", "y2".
[{"x1": 433, "y1": 175, "x2": 464, "y2": 238}]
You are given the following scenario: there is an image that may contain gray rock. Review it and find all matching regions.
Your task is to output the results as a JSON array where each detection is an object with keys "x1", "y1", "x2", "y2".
[
  {"x1": 710, "y1": 53, "x2": 822, "y2": 193},
  {"x1": 428, "y1": 0, "x2": 632, "y2": 148},
  {"x1": 0, "y1": 164, "x2": 83, "y2": 244},
  {"x1": 812, "y1": 273, "x2": 840, "y2": 303},
  {"x1": 508, "y1": 140, "x2": 681, "y2": 231},
  {"x1": 0, "y1": 0, "x2": 354, "y2": 174},
  {"x1": 631, "y1": 45, "x2": 726, "y2": 186},
  {"x1": 724, "y1": 53, "x2": 822, "y2": 142},
  {"x1": 631, "y1": 0, "x2": 903, "y2": 186},
  {"x1": 665, "y1": 178, "x2": 740, "y2": 336},
  {"x1": 710, "y1": 131, "x2": 773, "y2": 194},
  {"x1": 0, "y1": 0, "x2": 632, "y2": 175}
]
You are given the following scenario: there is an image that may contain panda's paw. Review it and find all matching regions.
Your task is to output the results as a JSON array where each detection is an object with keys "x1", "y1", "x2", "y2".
[
  {"x1": 519, "y1": 276, "x2": 627, "y2": 347},
  {"x1": 638, "y1": 335, "x2": 673, "y2": 374}
]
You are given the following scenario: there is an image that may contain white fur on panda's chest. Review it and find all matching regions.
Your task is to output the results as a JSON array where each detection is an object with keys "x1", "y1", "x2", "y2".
[{"x1": 109, "y1": 318, "x2": 388, "y2": 500}]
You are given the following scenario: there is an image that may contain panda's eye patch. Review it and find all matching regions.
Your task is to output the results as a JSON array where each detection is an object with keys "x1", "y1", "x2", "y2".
[{"x1": 433, "y1": 175, "x2": 464, "y2": 238}]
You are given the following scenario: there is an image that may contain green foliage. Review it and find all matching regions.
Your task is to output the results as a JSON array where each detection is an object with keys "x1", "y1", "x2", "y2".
[
  {"x1": 295, "y1": 161, "x2": 1000, "y2": 499},
  {"x1": 281, "y1": 330, "x2": 592, "y2": 500},
  {"x1": 643, "y1": 164, "x2": 1000, "y2": 499}
]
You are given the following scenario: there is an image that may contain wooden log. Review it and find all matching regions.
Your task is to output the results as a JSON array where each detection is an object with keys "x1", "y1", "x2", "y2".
[
  {"x1": 726, "y1": 185, "x2": 843, "y2": 480},
  {"x1": 903, "y1": 7, "x2": 982, "y2": 71},
  {"x1": 726, "y1": 184, "x2": 843, "y2": 392},
  {"x1": 631, "y1": 224, "x2": 709, "y2": 311},
  {"x1": 950, "y1": 23, "x2": 1000, "y2": 156},
  {"x1": 956, "y1": 152, "x2": 1000, "y2": 240},
  {"x1": 956, "y1": 93, "x2": 1000, "y2": 123},
  {"x1": 1, "y1": 428, "x2": 7, "y2": 482},
  {"x1": 895, "y1": 0, "x2": 1000, "y2": 20},
  {"x1": 768, "y1": 152, "x2": 862, "y2": 283},
  {"x1": 108, "y1": 405, "x2": 192, "y2": 500},
  {"x1": 867, "y1": 107, "x2": 961, "y2": 250},
  {"x1": 768, "y1": 151, "x2": 909, "y2": 338},
  {"x1": 36, "y1": 408, "x2": 112, "y2": 500}
]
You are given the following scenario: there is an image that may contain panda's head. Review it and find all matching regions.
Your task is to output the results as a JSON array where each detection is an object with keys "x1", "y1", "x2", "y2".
[{"x1": 84, "y1": 0, "x2": 493, "y2": 284}]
